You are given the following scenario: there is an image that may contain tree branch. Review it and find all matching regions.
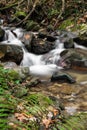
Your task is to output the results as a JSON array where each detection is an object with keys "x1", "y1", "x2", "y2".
[{"x1": 54, "y1": 0, "x2": 65, "y2": 29}]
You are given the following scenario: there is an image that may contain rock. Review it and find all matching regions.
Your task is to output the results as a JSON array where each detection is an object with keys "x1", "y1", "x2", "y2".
[
  {"x1": 38, "y1": 32, "x2": 57, "y2": 42},
  {"x1": 0, "y1": 27, "x2": 5, "y2": 41},
  {"x1": 13, "y1": 66, "x2": 30, "y2": 79},
  {"x1": 24, "y1": 76, "x2": 40, "y2": 87},
  {"x1": 0, "y1": 44, "x2": 23, "y2": 64},
  {"x1": 52, "y1": 30, "x2": 77, "y2": 41},
  {"x1": 2, "y1": 61, "x2": 18, "y2": 69},
  {"x1": 51, "y1": 72, "x2": 76, "y2": 83},
  {"x1": 5, "y1": 66, "x2": 30, "y2": 80},
  {"x1": 30, "y1": 33, "x2": 56, "y2": 54},
  {"x1": 59, "y1": 48, "x2": 87, "y2": 71},
  {"x1": 22, "y1": 32, "x2": 33, "y2": 51},
  {"x1": 12, "y1": 86, "x2": 28, "y2": 98},
  {"x1": 64, "y1": 38, "x2": 74, "y2": 49}
]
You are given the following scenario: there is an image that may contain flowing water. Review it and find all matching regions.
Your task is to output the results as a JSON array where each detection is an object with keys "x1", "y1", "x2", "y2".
[{"x1": 1, "y1": 27, "x2": 87, "y2": 115}]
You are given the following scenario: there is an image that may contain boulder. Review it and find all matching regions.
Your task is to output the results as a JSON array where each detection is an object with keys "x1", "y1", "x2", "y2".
[
  {"x1": 0, "y1": 44, "x2": 23, "y2": 64},
  {"x1": 8, "y1": 66, "x2": 30, "y2": 80},
  {"x1": 0, "y1": 27, "x2": 5, "y2": 41},
  {"x1": 59, "y1": 48, "x2": 87, "y2": 71},
  {"x1": 30, "y1": 33, "x2": 56, "y2": 54},
  {"x1": 2, "y1": 61, "x2": 18, "y2": 69}
]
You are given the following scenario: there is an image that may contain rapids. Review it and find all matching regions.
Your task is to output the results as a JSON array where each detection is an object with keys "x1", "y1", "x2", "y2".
[
  {"x1": 1, "y1": 27, "x2": 87, "y2": 81},
  {"x1": 0, "y1": 26, "x2": 87, "y2": 115}
]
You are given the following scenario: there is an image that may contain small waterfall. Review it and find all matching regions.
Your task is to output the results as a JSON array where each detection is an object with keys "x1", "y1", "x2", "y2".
[
  {"x1": 1, "y1": 27, "x2": 87, "y2": 81},
  {"x1": 13, "y1": 28, "x2": 24, "y2": 39},
  {"x1": 1, "y1": 28, "x2": 24, "y2": 47},
  {"x1": 21, "y1": 49, "x2": 43, "y2": 66},
  {"x1": 21, "y1": 39, "x2": 65, "y2": 66},
  {"x1": 5, "y1": 30, "x2": 16, "y2": 41},
  {"x1": 1, "y1": 27, "x2": 66, "y2": 67},
  {"x1": 74, "y1": 42, "x2": 87, "y2": 50},
  {"x1": 2, "y1": 27, "x2": 87, "y2": 69}
]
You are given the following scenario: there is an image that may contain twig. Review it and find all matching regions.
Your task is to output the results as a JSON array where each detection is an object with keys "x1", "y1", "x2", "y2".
[
  {"x1": 0, "y1": 2, "x2": 18, "y2": 10},
  {"x1": 54, "y1": 0, "x2": 65, "y2": 29},
  {"x1": 15, "y1": 0, "x2": 39, "y2": 26}
]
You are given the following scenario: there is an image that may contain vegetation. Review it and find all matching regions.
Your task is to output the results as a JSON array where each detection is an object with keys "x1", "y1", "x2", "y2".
[
  {"x1": 0, "y1": 0, "x2": 87, "y2": 129},
  {"x1": 0, "y1": 0, "x2": 87, "y2": 31},
  {"x1": 0, "y1": 66, "x2": 87, "y2": 129},
  {"x1": 0, "y1": 66, "x2": 18, "y2": 129}
]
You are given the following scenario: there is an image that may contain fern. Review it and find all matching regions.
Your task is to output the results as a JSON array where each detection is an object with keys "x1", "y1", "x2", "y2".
[
  {"x1": 0, "y1": 67, "x2": 19, "y2": 130},
  {"x1": 56, "y1": 113, "x2": 87, "y2": 130}
]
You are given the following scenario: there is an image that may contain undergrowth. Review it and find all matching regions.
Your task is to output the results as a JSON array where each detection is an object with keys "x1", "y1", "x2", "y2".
[
  {"x1": 0, "y1": 66, "x2": 19, "y2": 130},
  {"x1": 0, "y1": 66, "x2": 87, "y2": 130}
]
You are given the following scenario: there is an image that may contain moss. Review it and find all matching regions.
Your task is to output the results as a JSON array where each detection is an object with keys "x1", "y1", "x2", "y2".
[
  {"x1": 15, "y1": 11, "x2": 26, "y2": 19},
  {"x1": 8, "y1": 70, "x2": 20, "y2": 81},
  {"x1": 58, "y1": 18, "x2": 74, "y2": 30}
]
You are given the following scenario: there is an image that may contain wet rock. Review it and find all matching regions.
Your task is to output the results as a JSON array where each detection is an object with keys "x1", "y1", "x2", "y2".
[
  {"x1": 0, "y1": 44, "x2": 23, "y2": 64},
  {"x1": 13, "y1": 66, "x2": 30, "y2": 80},
  {"x1": 2, "y1": 61, "x2": 18, "y2": 69},
  {"x1": 12, "y1": 86, "x2": 28, "y2": 98},
  {"x1": 22, "y1": 32, "x2": 33, "y2": 51},
  {"x1": 4, "y1": 66, "x2": 30, "y2": 81},
  {"x1": 64, "y1": 38, "x2": 74, "y2": 49},
  {"x1": 38, "y1": 32, "x2": 57, "y2": 42},
  {"x1": 52, "y1": 30, "x2": 76, "y2": 49},
  {"x1": 24, "y1": 76, "x2": 40, "y2": 87},
  {"x1": 0, "y1": 27, "x2": 5, "y2": 41},
  {"x1": 51, "y1": 73, "x2": 76, "y2": 84},
  {"x1": 59, "y1": 48, "x2": 87, "y2": 71},
  {"x1": 30, "y1": 33, "x2": 56, "y2": 54}
]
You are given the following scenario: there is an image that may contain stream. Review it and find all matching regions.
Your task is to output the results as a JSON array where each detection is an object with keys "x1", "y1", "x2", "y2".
[{"x1": 0, "y1": 26, "x2": 87, "y2": 116}]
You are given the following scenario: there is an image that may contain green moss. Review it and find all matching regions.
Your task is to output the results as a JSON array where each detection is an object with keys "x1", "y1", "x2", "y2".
[
  {"x1": 59, "y1": 18, "x2": 74, "y2": 30},
  {"x1": 8, "y1": 69, "x2": 20, "y2": 81},
  {"x1": 15, "y1": 11, "x2": 26, "y2": 19}
]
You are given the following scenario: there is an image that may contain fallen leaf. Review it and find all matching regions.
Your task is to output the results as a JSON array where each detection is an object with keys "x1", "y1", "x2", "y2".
[
  {"x1": 24, "y1": 34, "x2": 30, "y2": 40},
  {"x1": 14, "y1": 113, "x2": 28, "y2": 122},
  {"x1": 42, "y1": 117, "x2": 52, "y2": 128}
]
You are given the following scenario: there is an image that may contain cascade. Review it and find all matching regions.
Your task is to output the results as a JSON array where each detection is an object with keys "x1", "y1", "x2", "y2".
[
  {"x1": 1, "y1": 27, "x2": 87, "y2": 81},
  {"x1": 1, "y1": 27, "x2": 65, "y2": 67}
]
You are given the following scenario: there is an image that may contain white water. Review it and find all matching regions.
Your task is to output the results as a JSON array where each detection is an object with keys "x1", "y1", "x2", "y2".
[
  {"x1": 1, "y1": 27, "x2": 87, "y2": 80},
  {"x1": 74, "y1": 43, "x2": 87, "y2": 50}
]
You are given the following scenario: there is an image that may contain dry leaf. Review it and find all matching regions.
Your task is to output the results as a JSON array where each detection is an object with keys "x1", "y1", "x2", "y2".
[
  {"x1": 15, "y1": 113, "x2": 28, "y2": 122},
  {"x1": 24, "y1": 34, "x2": 30, "y2": 40},
  {"x1": 42, "y1": 117, "x2": 52, "y2": 128}
]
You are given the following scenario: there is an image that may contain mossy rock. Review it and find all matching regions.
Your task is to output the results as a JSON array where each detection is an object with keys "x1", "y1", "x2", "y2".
[
  {"x1": 8, "y1": 70, "x2": 21, "y2": 81},
  {"x1": 12, "y1": 86, "x2": 28, "y2": 98}
]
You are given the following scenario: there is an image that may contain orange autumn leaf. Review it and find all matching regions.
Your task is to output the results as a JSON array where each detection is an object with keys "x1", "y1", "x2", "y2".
[
  {"x1": 15, "y1": 113, "x2": 28, "y2": 122},
  {"x1": 24, "y1": 34, "x2": 31, "y2": 40},
  {"x1": 52, "y1": 109, "x2": 59, "y2": 116},
  {"x1": 42, "y1": 117, "x2": 52, "y2": 128}
]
